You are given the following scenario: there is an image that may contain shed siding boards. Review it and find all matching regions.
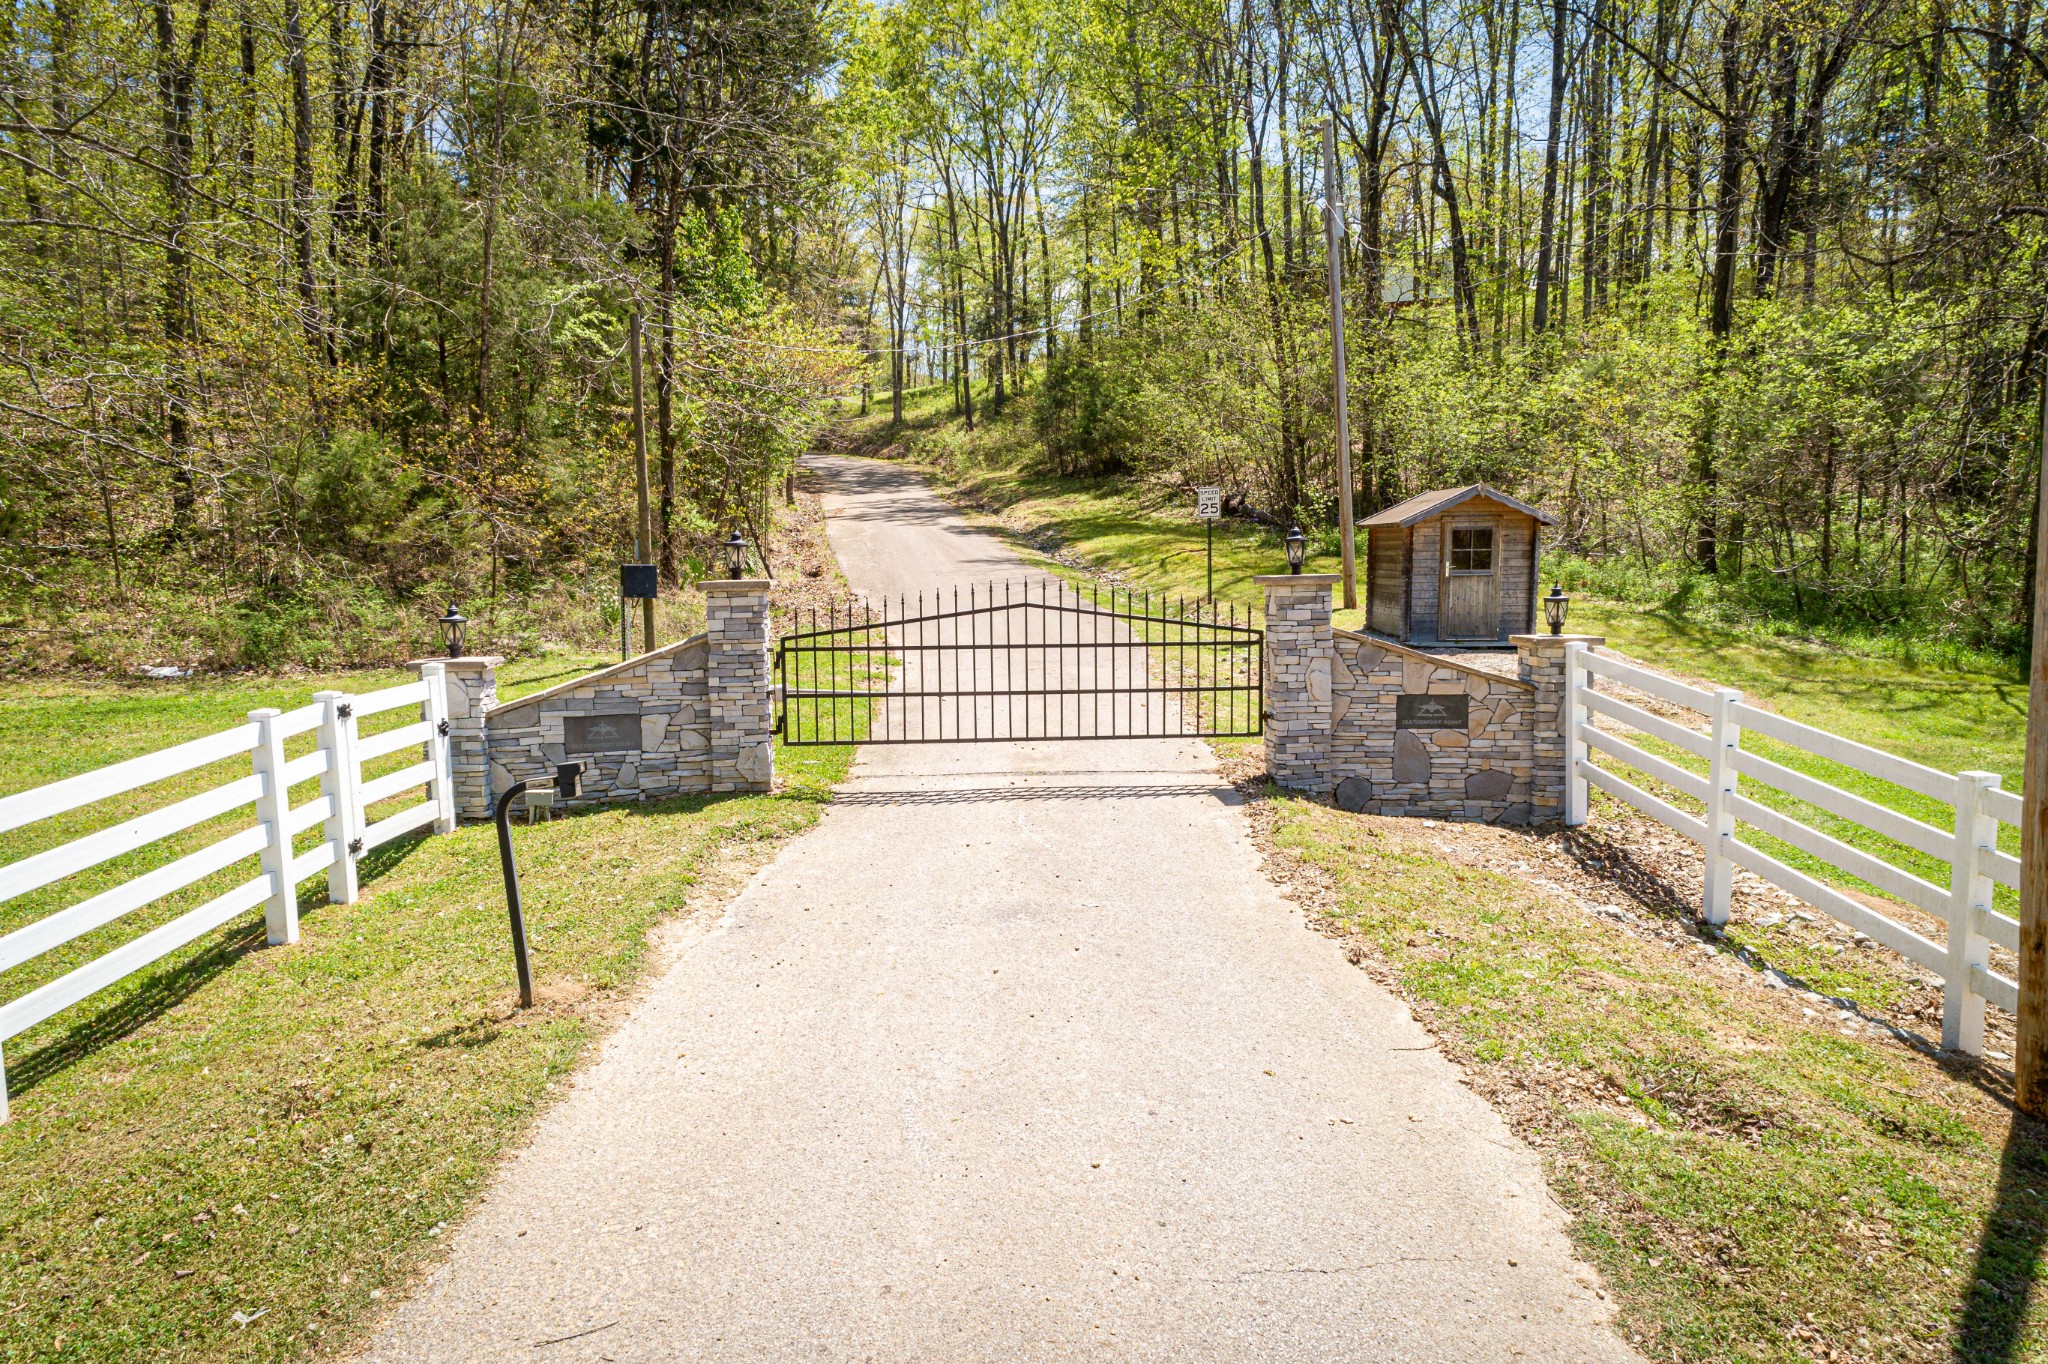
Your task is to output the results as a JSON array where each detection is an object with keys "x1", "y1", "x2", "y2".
[
  {"x1": 1368, "y1": 528, "x2": 1404, "y2": 635},
  {"x1": 1501, "y1": 518, "x2": 1536, "y2": 634},
  {"x1": 1412, "y1": 521, "x2": 1441, "y2": 640}
]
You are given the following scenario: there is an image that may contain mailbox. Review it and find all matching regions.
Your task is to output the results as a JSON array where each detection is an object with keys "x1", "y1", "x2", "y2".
[{"x1": 620, "y1": 563, "x2": 658, "y2": 600}]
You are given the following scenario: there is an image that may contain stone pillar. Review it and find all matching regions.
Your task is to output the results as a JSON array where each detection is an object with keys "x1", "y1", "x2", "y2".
[
  {"x1": 1512, "y1": 633, "x2": 1604, "y2": 824},
  {"x1": 412, "y1": 655, "x2": 502, "y2": 821},
  {"x1": 702, "y1": 579, "x2": 774, "y2": 793},
  {"x1": 1258, "y1": 574, "x2": 1339, "y2": 792}
]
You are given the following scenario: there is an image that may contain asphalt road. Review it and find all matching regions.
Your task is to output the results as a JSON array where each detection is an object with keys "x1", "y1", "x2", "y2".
[{"x1": 360, "y1": 454, "x2": 1637, "y2": 1363}]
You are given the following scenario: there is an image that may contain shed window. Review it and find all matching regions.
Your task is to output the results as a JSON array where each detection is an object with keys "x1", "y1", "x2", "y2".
[{"x1": 1448, "y1": 527, "x2": 1494, "y2": 573}]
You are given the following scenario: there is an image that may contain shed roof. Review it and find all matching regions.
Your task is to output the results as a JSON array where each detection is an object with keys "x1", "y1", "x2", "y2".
[{"x1": 1358, "y1": 483, "x2": 1558, "y2": 528}]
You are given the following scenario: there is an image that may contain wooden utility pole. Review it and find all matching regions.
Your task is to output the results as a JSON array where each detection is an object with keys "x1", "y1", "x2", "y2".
[
  {"x1": 2019, "y1": 368, "x2": 2048, "y2": 1114},
  {"x1": 629, "y1": 312, "x2": 656, "y2": 652},
  {"x1": 1323, "y1": 119, "x2": 1359, "y2": 610}
]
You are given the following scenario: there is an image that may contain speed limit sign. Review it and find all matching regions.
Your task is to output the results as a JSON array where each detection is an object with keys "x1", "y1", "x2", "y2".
[{"x1": 1195, "y1": 486, "x2": 1222, "y2": 519}]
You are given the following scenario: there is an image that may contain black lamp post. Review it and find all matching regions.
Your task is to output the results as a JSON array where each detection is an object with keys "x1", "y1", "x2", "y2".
[
  {"x1": 493, "y1": 761, "x2": 583, "y2": 1009},
  {"x1": 437, "y1": 603, "x2": 468, "y2": 658},
  {"x1": 1284, "y1": 525, "x2": 1308, "y2": 575},
  {"x1": 723, "y1": 531, "x2": 749, "y2": 580},
  {"x1": 1543, "y1": 583, "x2": 1572, "y2": 636}
]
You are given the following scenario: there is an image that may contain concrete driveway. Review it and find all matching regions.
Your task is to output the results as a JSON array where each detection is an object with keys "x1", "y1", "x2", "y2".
[{"x1": 361, "y1": 455, "x2": 1637, "y2": 1363}]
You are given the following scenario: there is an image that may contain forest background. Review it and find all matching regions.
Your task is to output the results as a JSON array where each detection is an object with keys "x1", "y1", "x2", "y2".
[{"x1": 1, "y1": 0, "x2": 2042, "y2": 672}]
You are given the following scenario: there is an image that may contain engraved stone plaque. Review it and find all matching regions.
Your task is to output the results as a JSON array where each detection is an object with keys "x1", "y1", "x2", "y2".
[
  {"x1": 1395, "y1": 694, "x2": 1469, "y2": 730},
  {"x1": 564, "y1": 709, "x2": 642, "y2": 754}
]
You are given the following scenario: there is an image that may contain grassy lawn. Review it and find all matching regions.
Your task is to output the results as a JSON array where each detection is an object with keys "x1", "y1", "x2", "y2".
[
  {"x1": 0, "y1": 658, "x2": 853, "y2": 1362},
  {"x1": 1570, "y1": 596, "x2": 2026, "y2": 797},
  {"x1": 1259, "y1": 796, "x2": 2047, "y2": 1364}
]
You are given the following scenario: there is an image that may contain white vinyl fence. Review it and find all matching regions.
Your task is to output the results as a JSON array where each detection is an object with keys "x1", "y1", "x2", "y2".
[
  {"x1": 1566, "y1": 645, "x2": 2018, "y2": 1056},
  {"x1": 0, "y1": 664, "x2": 456, "y2": 1120}
]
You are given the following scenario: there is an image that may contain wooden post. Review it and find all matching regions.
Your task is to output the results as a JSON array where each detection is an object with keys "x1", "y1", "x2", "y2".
[
  {"x1": 1949, "y1": 771, "x2": 1999, "y2": 1056},
  {"x1": 1565, "y1": 642, "x2": 1589, "y2": 825},
  {"x1": 315, "y1": 690, "x2": 361, "y2": 905},
  {"x1": 2017, "y1": 372, "x2": 2048, "y2": 1110},
  {"x1": 249, "y1": 707, "x2": 299, "y2": 946},
  {"x1": 1322, "y1": 119, "x2": 1358, "y2": 612},
  {"x1": 420, "y1": 662, "x2": 457, "y2": 835},
  {"x1": 630, "y1": 312, "x2": 656, "y2": 652},
  {"x1": 1700, "y1": 687, "x2": 1742, "y2": 926}
]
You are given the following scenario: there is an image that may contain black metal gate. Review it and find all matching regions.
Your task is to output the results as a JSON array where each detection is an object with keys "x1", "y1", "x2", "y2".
[{"x1": 776, "y1": 579, "x2": 1263, "y2": 745}]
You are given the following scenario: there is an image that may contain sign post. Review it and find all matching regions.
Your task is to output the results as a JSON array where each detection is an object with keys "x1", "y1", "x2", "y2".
[
  {"x1": 1323, "y1": 119, "x2": 1359, "y2": 611},
  {"x1": 1196, "y1": 486, "x2": 1222, "y2": 600},
  {"x1": 629, "y1": 313, "x2": 657, "y2": 655}
]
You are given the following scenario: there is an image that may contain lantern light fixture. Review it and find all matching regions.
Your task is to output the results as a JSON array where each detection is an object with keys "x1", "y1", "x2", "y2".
[
  {"x1": 723, "y1": 531, "x2": 749, "y2": 581},
  {"x1": 1284, "y1": 526, "x2": 1308, "y2": 575},
  {"x1": 437, "y1": 603, "x2": 468, "y2": 658},
  {"x1": 1543, "y1": 582, "x2": 1572, "y2": 636}
]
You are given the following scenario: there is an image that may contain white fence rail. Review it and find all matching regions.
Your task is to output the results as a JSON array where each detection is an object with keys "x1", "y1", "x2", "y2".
[
  {"x1": 0, "y1": 664, "x2": 456, "y2": 1120},
  {"x1": 1566, "y1": 645, "x2": 2016, "y2": 1056}
]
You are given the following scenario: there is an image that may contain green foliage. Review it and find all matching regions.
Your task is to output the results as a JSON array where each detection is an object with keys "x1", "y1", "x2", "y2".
[
  {"x1": 1034, "y1": 343, "x2": 1143, "y2": 474},
  {"x1": 0, "y1": 0, "x2": 849, "y2": 675}
]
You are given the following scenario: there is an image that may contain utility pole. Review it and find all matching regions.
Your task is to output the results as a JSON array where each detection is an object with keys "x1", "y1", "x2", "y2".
[
  {"x1": 2018, "y1": 363, "x2": 2048, "y2": 1116},
  {"x1": 1323, "y1": 119, "x2": 1358, "y2": 611},
  {"x1": 630, "y1": 312, "x2": 656, "y2": 653}
]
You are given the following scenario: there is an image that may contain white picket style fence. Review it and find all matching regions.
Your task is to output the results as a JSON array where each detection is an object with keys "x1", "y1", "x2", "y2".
[
  {"x1": 0, "y1": 664, "x2": 457, "y2": 1120},
  {"x1": 1565, "y1": 644, "x2": 2020, "y2": 1056}
]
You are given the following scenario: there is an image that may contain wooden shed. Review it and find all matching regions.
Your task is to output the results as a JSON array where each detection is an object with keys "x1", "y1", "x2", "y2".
[{"x1": 1361, "y1": 484, "x2": 1558, "y2": 646}]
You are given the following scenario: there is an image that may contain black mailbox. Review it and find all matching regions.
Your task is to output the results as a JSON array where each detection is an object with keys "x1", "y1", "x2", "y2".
[{"x1": 620, "y1": 563, "x2": 658, "y2": 600}]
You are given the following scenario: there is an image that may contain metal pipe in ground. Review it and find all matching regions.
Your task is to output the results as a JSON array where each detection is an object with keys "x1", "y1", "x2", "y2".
[{"x1": 493, "y1": 763, "x2": 583, "y2": 1010}]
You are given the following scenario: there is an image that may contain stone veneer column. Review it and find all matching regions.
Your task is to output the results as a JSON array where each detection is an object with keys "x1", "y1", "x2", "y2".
[
  {"x1": 1512, "y1": 633, "x2": 1604, "y2": 824},
  {"x1": 1257, "y1": 574, "x2": 1339, "y2": 792},
  {"x1": 412, "y1": 655, "x2": 503, "y2": 822},
  {"x1": 702, "y1": 579, "x2": 774, "y2": 793}
]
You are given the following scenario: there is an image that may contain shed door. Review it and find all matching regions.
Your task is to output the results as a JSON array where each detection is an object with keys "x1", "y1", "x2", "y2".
[{"x1": 1440, "y1": 519, "x2": 1499, "y2": 640}]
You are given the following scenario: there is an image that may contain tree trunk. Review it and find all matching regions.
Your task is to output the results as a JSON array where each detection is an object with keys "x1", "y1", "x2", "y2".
[
  {"x1": 154, "y1": 0, "x2": 212, "y2": 544},
  {"x1": 1532, "y1": 0, "x2": 1568, "y2": 333}
]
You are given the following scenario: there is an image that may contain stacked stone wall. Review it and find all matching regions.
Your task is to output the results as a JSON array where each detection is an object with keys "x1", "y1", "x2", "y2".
[
  {"x1": 482, "y1": 638, "x2": 712, "y2": 811},
  {"x1": 430, "y1": 579, "x2": 775, "y2": 820},
  {"x1": 704, "y1": 580, "x2": 774, "y2": 792},
  {"x1": 1323, "y1": 630, "x2": 1537, "y2": 823},
  {"x1": 1260, "y1": 575, "x2": 1601, "y2": 826}
]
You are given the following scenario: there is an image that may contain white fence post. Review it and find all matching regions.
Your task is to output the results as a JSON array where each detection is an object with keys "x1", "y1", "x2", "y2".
[
  {"x1": 420, "y1": 662, "x2": 457, "y2": 835},
  {"x1": 1700, "y1": 687, "x2": 1743, "y2": 926},
  {"x1": 315, "y1": 690, "x2": 362, "y2": 904},
  {"x1": 248, "y1": 708, "x2": 299, "y2": 946},
  {"x1": 1944, "y1": 770, "x2": 1999, "y2": 1055},
  {"x1": 1565, "y1": 642, "x2": 1589, "y2": 826}
]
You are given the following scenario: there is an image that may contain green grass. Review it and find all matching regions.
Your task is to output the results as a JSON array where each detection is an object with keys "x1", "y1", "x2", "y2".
[
  {"x1": 1567, "y1": 598, "x2": 2027, "y2": 793},
  {"x1": 1555, "y1": 598, "x2": 2025, "y2": 993},
  {"x1": 1263, "y1": 796, "x2": 2048, "y2": 1363},
  {"x1": 0, "y1": 659, "x2": 853, "y2": 1363}
]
